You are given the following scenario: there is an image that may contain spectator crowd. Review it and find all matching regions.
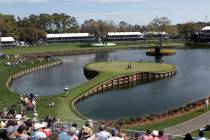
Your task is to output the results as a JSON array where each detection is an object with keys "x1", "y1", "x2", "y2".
[{"x1": 0, "y1": 94, "x2": 209, "y2": 140}]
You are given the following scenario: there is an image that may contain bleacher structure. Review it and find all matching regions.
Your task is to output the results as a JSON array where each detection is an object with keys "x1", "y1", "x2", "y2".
[{"x1": 46, "y1": 33, "x2": 95, "y2": 43}]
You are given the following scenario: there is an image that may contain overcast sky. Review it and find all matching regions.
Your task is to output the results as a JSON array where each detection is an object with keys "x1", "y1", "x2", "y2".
[{"x1": 0, "y1": 0, "x2": 209, "y2": 25}]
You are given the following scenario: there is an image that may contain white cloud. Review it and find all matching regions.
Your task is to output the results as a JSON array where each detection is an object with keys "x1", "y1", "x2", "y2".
[{"x1": 0, "y1": 0, "x2": 48, "y2": 3}]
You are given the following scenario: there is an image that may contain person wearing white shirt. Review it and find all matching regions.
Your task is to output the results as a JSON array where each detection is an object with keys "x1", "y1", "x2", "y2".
[
  {"x1": 204, "y1": 98, "x2": 209, "y2": 111},
  {"x1": 195, "y1": 131, "x2": 207, "y2": 140},
  {"x1": 32, "y1": 99, "x2": 36, "y2": 111}
]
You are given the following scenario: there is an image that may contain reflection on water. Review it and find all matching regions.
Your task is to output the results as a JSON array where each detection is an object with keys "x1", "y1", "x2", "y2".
[
  {"x1": 10, "y1": 54, "x2": 95, "y2": 96},
  {"x1": 154, "y1": 56, "x2": 163, "y2": 63},
  {"x1": 10, "y1": 49, "x2": 210, "y2": 120}
]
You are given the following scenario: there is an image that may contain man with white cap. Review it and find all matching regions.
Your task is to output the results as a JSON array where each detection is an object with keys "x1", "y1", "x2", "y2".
[
  {"x1": 15, "y1": 114, "x2": 25, "y2": 127},
  {"x1": 41, "y1": 122, "x2": 51, "y2": 138},
  {"x1": 151, "y1": 130, "x2": 161, "y2": 140},
  {"x1": 86, "y1": 119, "x2": 94, "y2": 128},
  {"x1": 15, "y1": 114, "x2": 22, "y2": 120},
  {"x1": 31, "y1": 123, "x2": 46, "y2": 140}
]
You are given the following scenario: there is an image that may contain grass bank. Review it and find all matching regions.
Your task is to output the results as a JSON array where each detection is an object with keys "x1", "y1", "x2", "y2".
[
  {"x1": 125, "y1": 108, "x2": 205, "y2": 131},
  {"x1": 0, "y1": 58, "x2": 54, "y2": 109}
]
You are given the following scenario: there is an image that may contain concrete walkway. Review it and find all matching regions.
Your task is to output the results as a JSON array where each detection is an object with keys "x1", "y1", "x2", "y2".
[{"x1": 163, "y1": 111, "x2": 210, "y2": 136}]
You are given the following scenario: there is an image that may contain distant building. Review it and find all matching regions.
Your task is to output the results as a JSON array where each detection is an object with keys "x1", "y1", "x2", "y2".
[
  {"x1": 106, "y1": 32, "x2": 144, "y2": 41},
  {"x1": 192, "y1": 26, "x2": 210, "y2": 42},
  {"x1": 46, "y1": 33, "x2": 95, "y2": 43},
  {"x1": 145, "y1": 32, "x2": 168, "y2": 40},
  {"x1": 0, "y1": 37, "x2": 16, "y2": 47}
]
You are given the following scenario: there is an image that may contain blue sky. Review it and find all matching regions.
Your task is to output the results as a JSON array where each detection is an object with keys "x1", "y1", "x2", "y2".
[{"x1": 0, "y1": 0, "x2": 209, "y2": 25}]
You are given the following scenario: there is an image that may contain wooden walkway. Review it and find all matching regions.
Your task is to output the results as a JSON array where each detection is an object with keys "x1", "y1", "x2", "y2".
[{"x1": 163, "y1": 111, "x2": 210, "y2": 136}]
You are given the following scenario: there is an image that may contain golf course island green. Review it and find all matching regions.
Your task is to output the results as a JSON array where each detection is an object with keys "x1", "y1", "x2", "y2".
[
  {"x1": 48, "y1": 61, "x2": 176, "y2": 119},
  {"x1": 146, "y1": 49, "x2": 176, "y2": 56},
  {"x1": 85, "y1": 61, "x2": 175, "y2": 73},
  {"x1": 37, "y1": 61, "x2": 177, "y2": 121}
]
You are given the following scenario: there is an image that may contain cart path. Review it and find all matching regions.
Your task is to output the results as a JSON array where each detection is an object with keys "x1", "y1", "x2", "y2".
[{"x1": 163, "y1": 111, "x2": 210, "y2": 136}]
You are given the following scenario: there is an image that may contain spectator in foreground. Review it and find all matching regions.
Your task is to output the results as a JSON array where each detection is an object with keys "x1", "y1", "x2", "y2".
[
  {"x1": 158, "y1": 130, "x2": 167, "y2": 140},
  {"x1": 72, "y1": 123, "x2": 79, "y2": 136},
  {"x1": 41, "y1": 122, "x2": 51, "y2": 138},
  {"x1": 58, "y1": 124, "x2": 73, "y2": 140},
  {"x1": 195, "y1": 131, "x2": 207, "y2": 140},
  {"x1": 139, "y1": 130, "x2": 153, "y2": 140},
  {"x1": 96, "y1": 124, "x2": 112, "y2": 140},
  {"x1": 116, "y1": 127, "x2": 128, "y2": 140},
  {"x1": 85, "y1": 119, "x2": 94, "y2": 129},
  {"x1": 31, "y1": 123, "x2": 47, "y2": 140},
  {"x1": 16, "y1": 125, "x2": 30, "y2": 140},
  {"x1": 7, "y1": 125, "x2": 17, "y2": 139},
  {"x1": 151, "y1": 130, "x2": 160, "y2": 140},
  {"x1": 107, "y1": 128, "x2": 123, "y2": 140},
  {"x1": 80, "y1": 126, "x2": 95, "y2": 140},
  {"x1": 183, "y1": 133, "x2": 193, "y2": 140},
  {"x1": 70, "y1": 127, "x2": 79, "y2": 140}
]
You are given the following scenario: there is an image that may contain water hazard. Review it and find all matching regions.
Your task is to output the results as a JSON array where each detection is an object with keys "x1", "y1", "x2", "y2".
[{"x1": 10, "y1": 49, "x2": 210, "y2": 120}]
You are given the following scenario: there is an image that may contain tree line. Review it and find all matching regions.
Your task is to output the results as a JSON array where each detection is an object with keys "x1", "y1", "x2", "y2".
[{"x1": 0, "y1": 13, "x2": 210, "y2": 44}]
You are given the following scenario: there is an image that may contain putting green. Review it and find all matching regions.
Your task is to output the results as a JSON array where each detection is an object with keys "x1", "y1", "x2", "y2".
[
  {"x1": 86, "y1": 61, "x2": 175, "y2": 73},
  {"x1": 147, "y1": 49, "x2": 176, "y2": 53}
]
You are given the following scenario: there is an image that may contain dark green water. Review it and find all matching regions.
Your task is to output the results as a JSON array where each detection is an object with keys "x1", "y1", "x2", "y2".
[{"x1": 11, "y1": 49, "x2": 210, "y2": 120}]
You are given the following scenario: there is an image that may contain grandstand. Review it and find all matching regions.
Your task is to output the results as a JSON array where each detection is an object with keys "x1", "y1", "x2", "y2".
[
  {"x1": 106, "y1": 32, "x2": 145, "y2": 41},
  {"x1": 46, "y1": 33, "x2": 96, "y2": 43},
  {"x1": 191, "y1": 26, "x2": 210, "y2": 42},
  {"x1": 199, "y1": 26, "x2": 210, "y2": 41},
  {"x1": 145, "y1": 32, "x2": 169, "y2": 40},
  {"x1": 198, "y1": 26, "x2": 210, "y2": 42}
]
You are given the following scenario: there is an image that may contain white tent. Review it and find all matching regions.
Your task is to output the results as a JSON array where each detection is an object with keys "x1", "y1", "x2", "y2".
[
  {"x1": 46, "y1": 33, "x2": 93, "y2": 38},
  {"x1": 201, "y1": 26, "x2": 210, "y2": 31},
  {"x1": 0, "y1": 37, "x2": 15, "y2": 42}
]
